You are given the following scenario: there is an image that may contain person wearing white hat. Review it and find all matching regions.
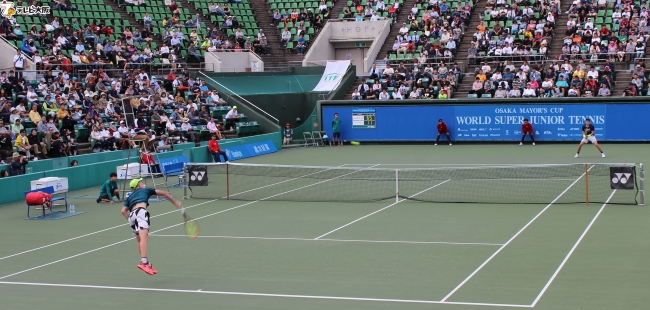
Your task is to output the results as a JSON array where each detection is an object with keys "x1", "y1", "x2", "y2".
[{"x1": 10, "y1": 152, "x2": 29, "y2": 176}]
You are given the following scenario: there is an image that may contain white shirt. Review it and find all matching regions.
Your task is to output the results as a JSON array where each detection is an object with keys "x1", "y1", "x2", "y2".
[
  {"x1": 57, "y1": 36, "x2": 68, "y2": 45},
  {"x1": 26, "y1": 90, "x2": 38, "y2": 102},
  {"x1": 166, "y1": 122, "x2": 177, "y2": 131},
  {"x1": 226, "y1": 109, "x2": 238, "y2": 119},
  {"x1": 13, "y1": 54, "x2": 24, "y2": 68},
  {"x1": 99, "y1": 128, "x2": 111, "y2": 138},
  {"x1": 586, "y1": 70, "x2": 599, "y2": 79},
  {"x1": 522, "y1": 88, "x2": 537, "y2": 97},
  {"x1": 378, "y1": 91, "x2": 390, "y2": 100},
  {"x1": 160, "y1": 46, "x2": 170, "y2": 54},
  {"x1": 392, "y1": 91, "x2": 403, "y2": 99}
]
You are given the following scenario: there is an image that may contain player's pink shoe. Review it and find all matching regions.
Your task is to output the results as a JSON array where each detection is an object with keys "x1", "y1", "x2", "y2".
[{"x1": 138, "y1": 262, "x2": 156, "y2": 275}]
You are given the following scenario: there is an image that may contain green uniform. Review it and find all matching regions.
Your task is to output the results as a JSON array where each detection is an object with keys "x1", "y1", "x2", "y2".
[
  {"x1": 332, "y1": 119, "x2": 341, "y2": 133},
  {"x1": 123, "y1": 188, "x2": 157, "y2": 212},
  {"x1": 99, "y1": 180, "x2": 119, "y2": 199}
]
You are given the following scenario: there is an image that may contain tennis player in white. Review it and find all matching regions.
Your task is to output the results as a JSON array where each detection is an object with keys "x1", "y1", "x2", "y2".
[{"x1": 575, "y1": 118, "x2": 605, "y2": 158}]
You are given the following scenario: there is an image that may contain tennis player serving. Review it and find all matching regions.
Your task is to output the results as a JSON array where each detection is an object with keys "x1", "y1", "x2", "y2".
[
  {"x1": 121, "y1": 178, "x2": 184, "y2": 275},
  {"x1": 575, "y1": 118, "x2": 605, "y2": 158}
]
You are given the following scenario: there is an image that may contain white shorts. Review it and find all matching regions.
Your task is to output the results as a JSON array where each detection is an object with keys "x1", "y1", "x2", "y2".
[
  {"x1": 581, "y1": 136, "x2": 597, "y2": 144},
  {"x1": 128, "y1": 208, "x2": 150, "y2": 235}
]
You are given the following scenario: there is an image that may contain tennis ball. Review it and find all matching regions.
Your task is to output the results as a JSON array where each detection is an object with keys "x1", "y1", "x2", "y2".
[{"x1": 351, "y1": 141, "x2": 360, "y2": 145}]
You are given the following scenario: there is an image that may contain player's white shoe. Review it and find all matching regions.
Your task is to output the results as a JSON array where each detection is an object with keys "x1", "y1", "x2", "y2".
[
  {"x1": 601, "y1": 153, "x2": 606, "y2": 158},
  {"x1": 434, "y1": 143, "x2": 437, "y2": 146},
  {"x1": 449, "y1": 143, "x2": 452, "y2": 146},
  {"x1": 519, "y1": 142, "x2": 523, "y2": 146},
  {"x1": 575, "y1": 153, "x2": 579, "y2": 158},
  {"x1": 532, "y1": 142, "x2": 535, "y2": 146}
]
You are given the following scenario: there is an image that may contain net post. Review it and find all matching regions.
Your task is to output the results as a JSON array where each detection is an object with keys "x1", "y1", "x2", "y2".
[
  {"x1": 183, "y1": 163, "x2": 187, "y2": 200},
  {"x1": 585, "y1": 164, "x2": 589, "y2": 206},
  {"x1": 226, "y1": 162, "x2": 230, "y2": 200},
  {"x1": 640, "y1": 163, "x2": 645, "y2": 206},
  {"x1": 395, "y1": 169, "x2": 399, "y2": 203}
]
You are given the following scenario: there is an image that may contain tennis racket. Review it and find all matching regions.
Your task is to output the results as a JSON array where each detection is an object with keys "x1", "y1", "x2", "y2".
[{"x1": 183, "y1": 213, "x2": 200, "y2": 239}]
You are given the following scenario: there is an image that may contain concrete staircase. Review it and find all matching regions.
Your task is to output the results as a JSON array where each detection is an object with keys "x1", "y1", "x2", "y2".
[
  {"x1": 451, "y1": 0, "x2": 489, "y2": 98},
  {"x1": 106, "y1": 0, "x2": 166, "y2": 50},
  {"x1": 375, "y1": 0, "x2": 420, "y2": 58},
  {"x1": 612, "y1": 71, "x2": 632, "y2": 96},
  {"x1": 340, "y1": 0, "x2": 418, "y2": 99}
]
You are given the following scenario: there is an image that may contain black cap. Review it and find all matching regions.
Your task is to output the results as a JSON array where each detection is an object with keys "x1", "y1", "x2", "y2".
[
  {"x1": 524, "y1": 118, "x2": 529, "y2": 122},
  {"x1": 438, "y1": 119, "x2": 443, "y2": 122}
]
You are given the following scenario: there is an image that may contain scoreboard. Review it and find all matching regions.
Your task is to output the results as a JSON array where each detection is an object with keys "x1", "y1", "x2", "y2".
[{"x1": 352, "y1": 107, "x2": 376, "y2": 129}]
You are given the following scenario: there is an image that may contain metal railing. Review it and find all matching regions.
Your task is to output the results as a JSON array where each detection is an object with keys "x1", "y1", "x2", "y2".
[
  {"x1": 0, "y1": 35, "x2": 36, "y2": 70},
  {"x1": 198, "y1": 71, "x2": 279, "y2": 124}
]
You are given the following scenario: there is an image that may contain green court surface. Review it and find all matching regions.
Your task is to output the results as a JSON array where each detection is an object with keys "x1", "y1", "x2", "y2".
[{"x1": 0, "y1": 144, "x2": 649, "y2": 310}]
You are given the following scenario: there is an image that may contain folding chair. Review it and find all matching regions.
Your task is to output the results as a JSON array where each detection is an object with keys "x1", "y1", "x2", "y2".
[
  {"x1": 303, "y1": 131, "x2": 314, "y2": 147},
  {"x1": 312, "y1": 131, "x2": 323, "y2": 146}
]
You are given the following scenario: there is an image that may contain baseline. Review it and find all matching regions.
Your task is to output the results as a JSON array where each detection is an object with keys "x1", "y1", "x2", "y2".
[
  {"x1": 439, "y1": 166, "x2": 592, "y2": 302},
  {"x1": 0, "y1": 281, "x2": 533, "y2": 308},
  {"x1": 530, "y1": 190, "x2": 617, "y2": 307},
  {"x1": 149, "y1": 234, "x2": 504, "y2": 246}
]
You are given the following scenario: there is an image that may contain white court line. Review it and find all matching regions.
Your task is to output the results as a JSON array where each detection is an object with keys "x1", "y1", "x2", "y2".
[
  {"x1": 345, "y1": 163, "x2": 575, "y2": 166},
  {"x1": 439, "y1": 166, "x2": 593, "y2": 303},
  {"x1": 0, "y1": 165, "x2": 378, "y2": 281},
  {"x1": 314, "y1": 179, "x2": 451, "y2": 240},
  {"x1": 0, "y1": 164, "x2": 347, "y2": 261},
  {"x1": 530, "y1": 190, "x2": 616, "y2": 307},
  {"x1": 150, "y1": 235, "x2": 504, "y2": 246},
  {"x1": 0, "y1": 281, "x2": 533, "y2": 308}
]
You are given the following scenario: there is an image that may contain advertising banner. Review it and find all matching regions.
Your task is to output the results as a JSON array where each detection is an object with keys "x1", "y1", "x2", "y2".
[
  {"x1": 223, "y1": 140, "x2": 278, "y2": 161},
  {"x1": 312, "y1": 61, "x2": 351, "y2": 92},
  {"x1": 322, "y1": 103, "x2": 650, "y2": 141}
]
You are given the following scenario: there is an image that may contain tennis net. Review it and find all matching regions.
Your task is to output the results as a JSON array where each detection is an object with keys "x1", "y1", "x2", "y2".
[{"x1": 184, "y1": 163, "x2": 643, "y2": 205}]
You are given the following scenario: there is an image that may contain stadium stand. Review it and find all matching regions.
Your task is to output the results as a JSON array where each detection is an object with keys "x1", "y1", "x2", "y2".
[
  {"x1": 0, "y1": 0, "x2": 269, "y2": 163},
  {"x1": 343, "y1": 0, "x2": 475, "y2": 99}
]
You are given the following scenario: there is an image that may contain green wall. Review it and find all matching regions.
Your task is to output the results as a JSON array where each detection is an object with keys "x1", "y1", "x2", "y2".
[
  {"x1": 204, "y1": 66, "x2": 356, "y2": 133},
  {"x1": 0, "y1": 132, "x2": 281, "y2": 205}
]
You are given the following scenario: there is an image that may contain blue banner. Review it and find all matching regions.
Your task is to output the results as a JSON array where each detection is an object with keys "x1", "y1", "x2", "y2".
[
  {"x1": 223, "y1": 140, "x2": 278, "y2": 160},
  {"x1": 158, "y1": 155, "x2": 190, "y2": 170},
  {"x1": 322, "y1": 103, "x2": 650, "y2": 141}
]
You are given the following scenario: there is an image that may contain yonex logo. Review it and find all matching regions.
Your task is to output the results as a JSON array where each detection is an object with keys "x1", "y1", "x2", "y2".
[
  {"x1": 609, "y1": 167, "x2": 635, "y2": 190},
  {"x1": 611, "y1": 173, "x2": 631, "y2": 184},
  {"x1": 190, "y1": 171, "x2": 205, "y2": 181}
]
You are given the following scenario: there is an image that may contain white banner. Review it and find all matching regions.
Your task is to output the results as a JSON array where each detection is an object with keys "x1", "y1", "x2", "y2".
[{"x1": 312, "y1": 60, "x2": 350, "y2": 92}]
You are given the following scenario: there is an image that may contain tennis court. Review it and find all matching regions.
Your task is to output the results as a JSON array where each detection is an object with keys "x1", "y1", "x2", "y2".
[{"x1": 0, "y1": 144, "x2": 648, "y2": 310}]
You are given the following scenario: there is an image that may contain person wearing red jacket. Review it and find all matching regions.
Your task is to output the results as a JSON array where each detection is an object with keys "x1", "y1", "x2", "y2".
[
  {"x1": 208, "y1": 134, "x2": 229, "y2": 163},
  {"x1": 435, "y1": 119, "x2": 452, "y2": 146},
  {"x1": 520, "y1": 118, "x2": 535, "y2": 145}
]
